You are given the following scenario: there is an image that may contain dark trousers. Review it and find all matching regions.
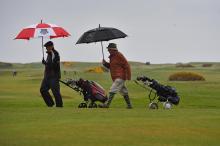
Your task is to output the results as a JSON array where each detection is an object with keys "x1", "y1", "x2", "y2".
[{"x1": 40, "y1": 77, "x2": 63, "y2": 107}]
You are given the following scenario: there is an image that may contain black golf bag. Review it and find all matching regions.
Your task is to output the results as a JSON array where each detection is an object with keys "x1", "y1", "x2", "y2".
[
  {"x1": 136, "y1": 76, "x2": 180, "y2": 109},
  {"x1": 60, "y1": 78, "x2": 108, "y2": 108}
]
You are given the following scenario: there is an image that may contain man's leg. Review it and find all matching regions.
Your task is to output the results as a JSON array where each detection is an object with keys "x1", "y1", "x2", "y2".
[
  {"x1": 123, "y1": 94, "x2": 132, "y2": 109},
  {"x1": 40, "y1": 78, "x2": 54, "y2": 107},
  {"x1": 120, "y1": 85, "x2": 132, "y2": 109},
  {"x1": 50, "y1": 78, "x2": 63, "y2": 107},
  {"x1": 99, "y1": 92, "x2": 115, "y2": 108},
  {"x1": 99, "y1": 79, "x2": 124, "y2": 108}
]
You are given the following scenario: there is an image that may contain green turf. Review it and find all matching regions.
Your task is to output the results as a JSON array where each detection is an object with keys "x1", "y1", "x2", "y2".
[{"x1": 0, "y1": 62, "x2": 220, "y2": 146}]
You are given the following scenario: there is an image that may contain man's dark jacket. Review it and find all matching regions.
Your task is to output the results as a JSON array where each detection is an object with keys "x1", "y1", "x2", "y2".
[{"x1": 43, "y1": 49, "x2": 61, "y2": 79}]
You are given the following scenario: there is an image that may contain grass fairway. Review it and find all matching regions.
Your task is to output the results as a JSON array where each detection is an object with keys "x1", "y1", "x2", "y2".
[{"x1": 0, "y1": 62, "x2": 220, "y2": 146}]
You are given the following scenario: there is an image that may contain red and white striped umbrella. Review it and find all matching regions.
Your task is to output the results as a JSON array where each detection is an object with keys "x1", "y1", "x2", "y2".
[
  {"x1": 15, "y1": 23, "x2": 70, "y2": 40},
  {"x1": 15, "y1": 21, "x2": 70, "y2": 59}
]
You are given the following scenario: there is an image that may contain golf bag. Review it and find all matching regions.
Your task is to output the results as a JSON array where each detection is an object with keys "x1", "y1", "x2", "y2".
[
  {"x1": 136, "y1": 76, "x2": 180, "y2": 109},
  {"x1": 60, "y1": 78, "x2": 108, "y2": 108}
]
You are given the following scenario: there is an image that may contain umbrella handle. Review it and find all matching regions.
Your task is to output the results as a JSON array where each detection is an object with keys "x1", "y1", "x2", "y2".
[
  {"x1": 101, "y1": 41, "x2": 104, "y2": 59},
  {"x1": 41, "y1": 37, "x2": 44, "y2": 60}
]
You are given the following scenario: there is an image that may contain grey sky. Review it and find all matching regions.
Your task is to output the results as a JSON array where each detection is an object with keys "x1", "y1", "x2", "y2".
[{"x1": 0, "y1": 0, "x2": 219, "y2": 63}]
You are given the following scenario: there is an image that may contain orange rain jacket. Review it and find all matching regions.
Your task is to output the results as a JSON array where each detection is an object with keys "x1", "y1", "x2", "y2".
[{"x1": 103, "y1": 51, "x2": 131, "y2": 81}]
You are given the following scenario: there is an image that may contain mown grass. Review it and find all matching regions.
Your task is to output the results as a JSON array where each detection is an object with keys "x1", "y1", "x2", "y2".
[{"x1": 0, "y1": 62, "x2": 220, "y2": 146}]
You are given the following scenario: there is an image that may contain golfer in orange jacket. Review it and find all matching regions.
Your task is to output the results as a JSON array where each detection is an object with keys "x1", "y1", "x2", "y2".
[{"x1": 101, "y1": 43, "x2": 132, "y2": 109}]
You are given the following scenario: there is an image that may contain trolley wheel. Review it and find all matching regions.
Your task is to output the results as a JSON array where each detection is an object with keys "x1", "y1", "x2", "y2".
[
  {"x1": 88, "y1": 103, "x2": 98, "y2": 108},
  {"x1": 78, "y1": 103, "x2": 87, "y2": 108},
  {"x1": 163, "y1": 101, "x2": 172, "y2": 109},
  {"x1": 148, "y1": 102, "x2": 158, "y2": 109}
]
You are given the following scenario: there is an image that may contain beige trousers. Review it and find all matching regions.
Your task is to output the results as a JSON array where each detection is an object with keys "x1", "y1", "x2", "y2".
[{"x1": 109, "y1": 78, "x2": 128, "y2": 96}]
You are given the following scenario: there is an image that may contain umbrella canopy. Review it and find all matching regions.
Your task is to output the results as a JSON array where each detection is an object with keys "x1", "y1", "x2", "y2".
[
  {"x1": 76, "y1": 26, "x2": 127, "y2": 44},
  {"x1": 15, "y1": 23, "x2": 70, "y2": 40},
  {"x1": 15, "y1": 21, "x2": 70, "y2": 59},
  {"x1": 76, "y1": 25, "x2": 127, "y2": 59}
]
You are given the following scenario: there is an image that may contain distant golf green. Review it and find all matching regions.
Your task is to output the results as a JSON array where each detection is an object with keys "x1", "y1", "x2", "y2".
[{"x1": 0, "y1": 62, "x2": 220, "y2": 146}]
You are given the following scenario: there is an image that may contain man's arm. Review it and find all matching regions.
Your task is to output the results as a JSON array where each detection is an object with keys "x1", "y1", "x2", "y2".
[
  {"x1": 119, "y1": 55, "x2": 131, "y2": 80},
  {"x1": 102, "y1": 59, "x2": 110, "y2": 69},
  {"x1": 42, "y1": 58, "x2": 46, "y2": 65},
  {"x1": 52, "y1": 52, "x2": 60, "y2": 69}
]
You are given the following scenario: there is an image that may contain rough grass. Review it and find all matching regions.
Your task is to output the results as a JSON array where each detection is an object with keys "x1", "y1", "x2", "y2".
[
  {"x1": 176, "y1": 63, "x2": 194, "y2": 68},
  {"x1": 0, "y1": 62, "x2": 220, "y2": 146}
]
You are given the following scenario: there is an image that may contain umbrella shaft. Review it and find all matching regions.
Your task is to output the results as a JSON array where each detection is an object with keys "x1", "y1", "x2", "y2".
[
  {"x1": 101, "y1": 41, "x2": 104, "y2": 59},
  {"x1": 42, "y1": 37, "x2": 44, "y2": 59}
]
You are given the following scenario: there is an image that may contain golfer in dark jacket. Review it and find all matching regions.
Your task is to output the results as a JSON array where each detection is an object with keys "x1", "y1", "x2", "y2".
[{"x1": 40, "y1": 41, "x2": 63, "y2": 107}]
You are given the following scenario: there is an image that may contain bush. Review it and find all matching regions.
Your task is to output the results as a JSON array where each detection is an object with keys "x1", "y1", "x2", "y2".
[
  {"x1": 169, "y1": 72, "x2": 205, "y2": 81},
  {"x1": 101, "y1": 66, "x2": 109, "y2": 72},
  {"x1": 0, "y1": 62, "x2": 12, "y2": 68},
  {"x1": 176, "y1": 63, "x2": 194, "y2": 68},
  {"x1": 85, "y1": 66, "x2": 107, "y2": 73},
  {"x1": 145, "y1": 62, "x2": 150, "y2": 65},
  {"x1": 62, "y1": 61, "x2": 74, "y2": 67},
  {"x1": 202, "y1": 63, "x2": 212, "y2": 67}
]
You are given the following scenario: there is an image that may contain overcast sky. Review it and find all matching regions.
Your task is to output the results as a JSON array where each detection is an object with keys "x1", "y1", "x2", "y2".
[{"x1": 0, "y1": 0, "x2": 219, "y2": 63}]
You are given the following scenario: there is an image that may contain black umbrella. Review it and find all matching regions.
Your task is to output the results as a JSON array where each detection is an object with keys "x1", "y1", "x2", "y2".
[{"x1": 76, "y1": 24, "x2": 127, "y2": 59}]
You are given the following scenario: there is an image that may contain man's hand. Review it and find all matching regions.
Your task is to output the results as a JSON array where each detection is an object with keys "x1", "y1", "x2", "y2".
[
  {"x1": 102, "y1": 59, "x2": 110, "y2": 69},
  {"x1": 102, "y1": 59, "x2": 107, "y2": 65},
  {"x1": 42, "y1": 59, "x2": 46, "y2": 65}
]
